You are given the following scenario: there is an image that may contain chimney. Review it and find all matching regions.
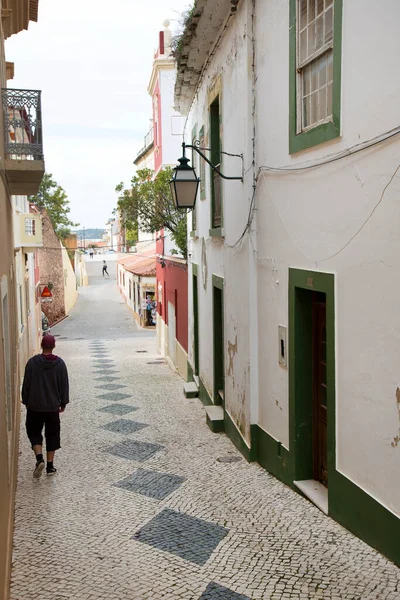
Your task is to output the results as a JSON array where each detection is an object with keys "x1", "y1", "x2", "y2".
[{"x1": 159, "y1": 31, "x2": 165, "y2": 55}]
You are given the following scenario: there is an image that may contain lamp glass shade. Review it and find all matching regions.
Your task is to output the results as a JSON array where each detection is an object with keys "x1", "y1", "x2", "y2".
[{"x1": 170, "y1": 158, "x2": 200, "y2": 209}]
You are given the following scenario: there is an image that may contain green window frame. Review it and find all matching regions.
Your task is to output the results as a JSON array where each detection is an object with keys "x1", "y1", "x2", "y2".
[
  {"x1": 199, "y1": 126, "x2": 206, "y2": 200},
  {"x1": 289, "y1": 0, "x2": 343, "y2": 154},
  {"x1": 191, "y1": 124, "x2": 197, "y2": 234},
  {"x1": 210, "y1": 96, "x2": 222, "y2": 230}
]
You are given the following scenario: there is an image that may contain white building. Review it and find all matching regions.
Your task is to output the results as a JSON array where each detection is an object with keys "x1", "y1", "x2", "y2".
[
  {"x1": 175, "y1": 0, "x2": 400, "y2": 565},
  {"x1": 105, "y1": 218, "x2": 119, "y2": 251}
]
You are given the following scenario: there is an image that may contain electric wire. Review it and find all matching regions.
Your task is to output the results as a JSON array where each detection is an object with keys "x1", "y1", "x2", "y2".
[
  {"x1": 229, "y1": 124, "x2": 400, "y2": 250},
  {"x1": 258, "y1": 125, "x2": 400, "y2": 173},
  {"x1": 316, "y1": 160, "x2": 400, "y2": 264}
]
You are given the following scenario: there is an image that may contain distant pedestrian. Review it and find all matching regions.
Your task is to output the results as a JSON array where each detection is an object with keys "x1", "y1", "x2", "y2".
[
  {"x1": 21, "y1": 334, "x2": 69, "y2": 478},
  {"x1": 90, "y1": 251, "x2": 94, "y2": 259},
  {"x1": 102, "y1": 260, "x2": 109, "y2": 277}
]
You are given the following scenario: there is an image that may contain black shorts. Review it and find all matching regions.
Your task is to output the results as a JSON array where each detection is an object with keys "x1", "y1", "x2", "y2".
[{"x1": 26, "y1": 409, "x2": 61, "y2": 452}]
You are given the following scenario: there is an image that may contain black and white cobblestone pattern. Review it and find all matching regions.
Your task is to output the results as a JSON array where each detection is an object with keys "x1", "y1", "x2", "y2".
[{"x1": 10, "y1": 270, "x2": 400, "y2": 600}]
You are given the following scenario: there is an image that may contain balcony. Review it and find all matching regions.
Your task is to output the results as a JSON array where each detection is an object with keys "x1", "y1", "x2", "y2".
[
  {"x1": 134, "y1": 127, "x2": 154, "y2": 166},
  {"x1": 2, "y1": 88, "x2": 45, "y2": 195},
  {"x1": 14, "y1": 213, "x2": 43, "y2": 253}
]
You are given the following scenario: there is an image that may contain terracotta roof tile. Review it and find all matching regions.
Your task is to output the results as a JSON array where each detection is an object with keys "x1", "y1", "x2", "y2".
[{"x1": 118, "y1": 255, "x2": 156, "y2": 276}]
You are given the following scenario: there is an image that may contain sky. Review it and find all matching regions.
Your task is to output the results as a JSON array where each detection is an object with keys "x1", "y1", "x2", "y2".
[{"x1": 5, "y1": 0, "x2": 190, "y2": 229}]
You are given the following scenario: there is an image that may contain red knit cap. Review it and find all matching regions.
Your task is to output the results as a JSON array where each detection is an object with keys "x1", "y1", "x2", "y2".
[{"x1": 41, "y1": 334, "x2": 56, "y2": 349}]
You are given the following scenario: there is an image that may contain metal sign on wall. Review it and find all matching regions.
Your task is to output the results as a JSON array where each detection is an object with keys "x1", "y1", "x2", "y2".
[{"x1": 41, "y1": 286, "x2": 53, "y2": 303}]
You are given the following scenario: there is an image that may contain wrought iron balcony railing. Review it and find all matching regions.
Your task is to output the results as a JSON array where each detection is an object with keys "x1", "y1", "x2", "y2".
[
  {"x1": 2, "y1": 88, "x2": 43, "y2": 160},
  {"x1": 144, "y1": 126, "x2": 154, "y2": 149},
  {"x1": 135, "y1": 127, "x2": 154, "y2": 163}
]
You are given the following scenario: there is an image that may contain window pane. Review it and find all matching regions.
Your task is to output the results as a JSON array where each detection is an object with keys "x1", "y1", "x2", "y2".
[
  {"x1": 311, "y1": 61, "x2": 318, "y2": 92},
  {"x1": 327, "y1": 81, "x2": 333, "y2": 116},
  {"x1": 315, "y1": 15, "x2": 323, "y2": 49},
  {"x1": 318, "y1": 54, "x2": 327, "y2": 87},
  {"x1": 308, "y1": 22, "x2": 316, "y2": 55},
  {"x1": 300, "y1": 29, "x2": 307, "y2": 63},
  {"x1": 25, "y1": 218, "x2": 35, "y2": 235},
  {"x1": 310, "y1": 92, "x2": 317, "y2": 125},
  {"x1": 317, "y1": 87, "x2": 327, "y2": 121},
  {"x1": 327, "y1": 49, "x2": 333, "y2": 82},
  {"x1": 303, "y1": 68, "x2": 311, "y2": 96},
  {"x1": 317, "y1": 0, "x2": 324, "y2": 15},
  {"x1": 303, "y1": 95, "x2": 310, "y2": 128},
  {"x1": 325, "y1": 0, "x2": 333, "y2": 6},
  {"x1": 325, "y1": 7, "x2": 333, "y2": 43},
  {"x1": 307, "y1": 0, "x2": 315, "y2": 24},
  {"x1": 299, "y1": 0, "x2": 307, "y2": 30}
]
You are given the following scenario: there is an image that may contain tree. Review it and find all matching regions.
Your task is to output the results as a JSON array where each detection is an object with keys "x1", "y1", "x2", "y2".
[
  {"x1": 30, "y1": 173, "x2": 78, "y2": 240},
  {"x1": 116, "y1": 167, "x2": 187, "y2": 258}
]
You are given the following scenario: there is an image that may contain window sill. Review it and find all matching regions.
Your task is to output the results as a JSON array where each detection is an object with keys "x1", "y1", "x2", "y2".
[
  {"x1": 289, "y1": 118, "x2": 340, "y2": 154},
  {"x1": 209, "y1": 228, "x2": 224, "y2": 238}
]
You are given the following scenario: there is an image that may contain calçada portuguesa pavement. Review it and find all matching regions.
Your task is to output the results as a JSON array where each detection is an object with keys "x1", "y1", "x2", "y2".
[{"x1": 10, "y1": 256, "x2": 400, "y2": 600}]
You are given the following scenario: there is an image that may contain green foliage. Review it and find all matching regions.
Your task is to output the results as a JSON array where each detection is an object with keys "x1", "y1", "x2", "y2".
[
  {"x1": 125, "y1": 226, "x2": 138, "y2": 247},
  {"x1": 116, "y1": 168, "x2": 187, "y2": 258},
  {"x1": 171, "y1": 2, "x2": 197, "y2": 59},
  {"x1": 30, "y1": 173, "x2": 78, "y2": 241}
]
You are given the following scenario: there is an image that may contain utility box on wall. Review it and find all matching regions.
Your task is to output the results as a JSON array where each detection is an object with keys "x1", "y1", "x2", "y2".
[{"x1": 278, "y1": 325, "x2": 287, "y2": 368}]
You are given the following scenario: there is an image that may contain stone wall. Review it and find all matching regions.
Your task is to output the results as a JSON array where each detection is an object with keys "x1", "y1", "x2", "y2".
[{"x1": 38, "y1": 210, "x2": 65, "y2": 325}]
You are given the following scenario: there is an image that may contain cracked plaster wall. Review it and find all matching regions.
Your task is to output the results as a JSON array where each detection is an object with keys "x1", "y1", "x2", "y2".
[
  {"x1": 256, "y1": 0, "x2": 400, "y2": 516},
  {"x1": 187, "y1": 4, "x2": 253, "y2": 443},
  {"x1": 184, "y1": 0, "x2": 399, "y2": 517}
]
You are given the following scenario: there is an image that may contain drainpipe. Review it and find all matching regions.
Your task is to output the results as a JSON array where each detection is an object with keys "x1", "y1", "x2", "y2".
[{"x1": 248, "y1": 0, "x2": 259, "y2": 436}]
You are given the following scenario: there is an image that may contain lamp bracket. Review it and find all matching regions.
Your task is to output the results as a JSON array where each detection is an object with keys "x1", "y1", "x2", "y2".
[{"x1": 183, "y1": 142, "x2": 243, "y2": 182}]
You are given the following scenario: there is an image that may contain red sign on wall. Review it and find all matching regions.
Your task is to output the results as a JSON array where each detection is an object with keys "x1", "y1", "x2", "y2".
[{"x1": 41, "y1": 286, "x2": 52, "y2": 298}]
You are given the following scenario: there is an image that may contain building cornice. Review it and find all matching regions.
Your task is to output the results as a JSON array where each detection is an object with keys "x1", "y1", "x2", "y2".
[
  {"x1": 148, "y1": 56, "x2": 176, "y2": 97},
  {"x1": 134, "y1": 142, "x2": 154, "y2": 166},
  {"x1": 174, "y1": 0, "x2": 240, "y2": 115},
  {"x1": 3, "y1": 0, "x2": 39, "y2": 39}
]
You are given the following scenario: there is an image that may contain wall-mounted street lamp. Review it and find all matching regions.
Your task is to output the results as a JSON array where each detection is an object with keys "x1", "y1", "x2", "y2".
[{"x1": 170, "y1": 142, "x2": 243, "y2": 210}]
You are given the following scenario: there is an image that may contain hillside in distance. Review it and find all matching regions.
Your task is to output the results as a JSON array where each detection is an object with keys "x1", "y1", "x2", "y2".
[{"x1": 73, "y1": 228, "x2": 105, "y2": 240}]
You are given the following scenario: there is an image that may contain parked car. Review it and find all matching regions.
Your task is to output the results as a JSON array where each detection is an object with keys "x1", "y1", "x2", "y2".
[
  {"x1": 41, "y1": 311, "x2": 51, "y2": 335},
  {"x1": 106, "y1": 249, "x2": 116, "y2": 254}
]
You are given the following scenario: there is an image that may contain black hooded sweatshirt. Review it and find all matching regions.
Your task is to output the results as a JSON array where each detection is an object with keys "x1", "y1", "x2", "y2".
[{"x1": 22, "y1": 354, "x2": 69, "y2": 412}]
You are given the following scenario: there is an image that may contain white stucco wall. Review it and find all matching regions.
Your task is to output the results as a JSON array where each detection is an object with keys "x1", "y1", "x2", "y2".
[
  {"x1": 159, "y1": 68, "x2": 185, "y2": 168},
  {"x1": 255, "y1": 0, "x2": 400, "y2": 514},
  {"x1": 188, "y1": 4, "x2": 255, "y2": 442},
  {"x1": 184, "y1": 0, "x2": 400, "y2": 515}
]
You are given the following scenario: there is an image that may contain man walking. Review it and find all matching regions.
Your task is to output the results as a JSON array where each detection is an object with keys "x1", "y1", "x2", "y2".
[
  {"x1": 22, "y1": 334, "x2": 69, "y2": 478},
  {"x1": 102, "y1": 260, "x2": 109, "y2": 277}
]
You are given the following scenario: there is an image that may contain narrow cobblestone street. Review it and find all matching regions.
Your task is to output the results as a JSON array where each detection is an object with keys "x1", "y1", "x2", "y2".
[{"x1": 10, "y1": 257, "x2": 400, "y2": 600}]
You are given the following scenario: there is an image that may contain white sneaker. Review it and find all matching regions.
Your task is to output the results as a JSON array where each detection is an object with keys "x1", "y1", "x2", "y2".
[{"x1": 33, "y1": 460, "x2": 45, "y2": 479}]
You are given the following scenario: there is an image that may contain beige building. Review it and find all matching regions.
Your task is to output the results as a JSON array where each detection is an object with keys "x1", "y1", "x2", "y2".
[{"x1": 0, "y1": 3, "x2": 45, "y2": 599}]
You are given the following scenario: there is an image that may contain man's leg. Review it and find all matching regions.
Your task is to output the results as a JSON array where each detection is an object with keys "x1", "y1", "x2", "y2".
[
  {"x1": 33, "y1": 444, "x2": 42, "y2": 455},
  {"x1": 26, "y1": 410, "x2": 45, "y2": 478},
  {"x1": 44, "y1": 413, "x2": 61, "y2": 475}
]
